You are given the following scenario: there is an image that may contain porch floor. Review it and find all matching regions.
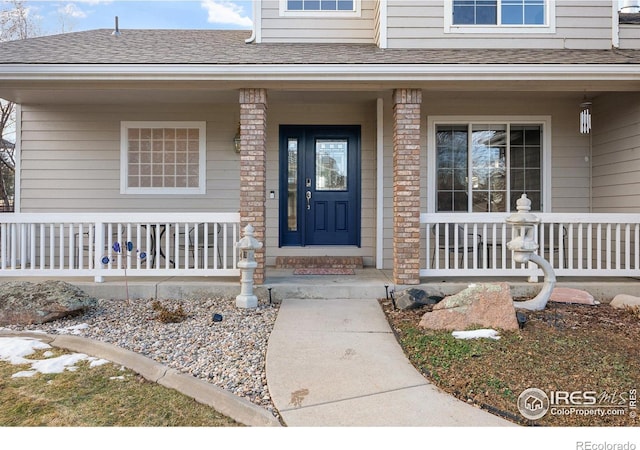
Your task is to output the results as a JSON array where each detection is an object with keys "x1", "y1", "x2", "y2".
[{"x1": 2, "y1": 268, "x2": 638, "y2": 303}]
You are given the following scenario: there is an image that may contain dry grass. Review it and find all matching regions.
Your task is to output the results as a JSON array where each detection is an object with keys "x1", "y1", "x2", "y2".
[
  {"x1": 0, "y1": 347, "x2": 240, "y2": 427},
  {"x1": 381, "y1": 299, "x2": 640, "y2": 427}
]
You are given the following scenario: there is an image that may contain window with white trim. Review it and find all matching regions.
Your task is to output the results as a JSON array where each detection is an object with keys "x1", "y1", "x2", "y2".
[
  {"x1": 431, "y1": 120, "x2": 548, "y2": 213},
  {"x1": 445, "y1": 0, "x2": 554, "y2": 33},
  {"x1": 280, "y1": 0, "x2": 359, "y2": 16},
  {"x1": 121, "y1": 121, "x2": 206, "y2": 195},
  {"x1": 287, "y1": 0, "x2": 354, "y2": 10}
]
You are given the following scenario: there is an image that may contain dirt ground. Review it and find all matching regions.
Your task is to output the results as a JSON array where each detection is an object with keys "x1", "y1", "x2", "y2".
[{"x1": 380, "y1": 298, "x2": 640, "y2": 427}]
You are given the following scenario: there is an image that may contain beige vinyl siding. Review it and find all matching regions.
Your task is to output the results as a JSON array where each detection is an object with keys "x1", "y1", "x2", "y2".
[
  {"x1": 260, "y1": 0, "x2": 376, "y2": 43},
  {"x1": 591, "y1": 93, "x2": 640, "y2": 212},
  {"x1": 619, "y1": 24, "x2": 640, "y2": 50},
  {"x1": 265, "y1": 102, "x2": 377, "y2": 267},
  {"x1": 19, "y1": 104, "x2": 240, "y2": 213},
  {"x1": 385, "y1": 0, "x2": 613, "y2": 49},
  {"x1": 381, "y1": 91, "x2": 591, "y2": 270}
]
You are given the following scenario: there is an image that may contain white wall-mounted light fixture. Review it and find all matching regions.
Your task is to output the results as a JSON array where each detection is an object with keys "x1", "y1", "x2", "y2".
[{"x1": 579, "y1": 100, "x2": 592, "y2": 134}]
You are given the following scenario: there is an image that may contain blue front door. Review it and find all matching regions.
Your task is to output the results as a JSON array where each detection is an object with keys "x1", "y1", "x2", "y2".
[{"x1": 279, "y1": 125, "x2": 361, "y2": 247}]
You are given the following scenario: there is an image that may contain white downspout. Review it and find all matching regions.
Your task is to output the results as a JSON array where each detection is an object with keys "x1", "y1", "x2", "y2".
[
  {"x1": 612, "y1": 2, "x2": 620, "y2": 48},
  {"x1": 376, "y1": 98, "x2": 384, "y2": 269},
  {"x1": 14, "y1": 104, "x2": 21, "y2": 213},
  {"x1": 379, "y1": 0, "x2": 388, "y2": 49},
  {"x1": 245, "y1": 0, "x2": 262, "y2": 44}
]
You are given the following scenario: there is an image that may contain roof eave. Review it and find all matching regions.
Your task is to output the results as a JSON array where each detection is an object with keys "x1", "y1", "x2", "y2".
[{"x1": 0, "y1": 63, "x2": 639, "y2": 83}]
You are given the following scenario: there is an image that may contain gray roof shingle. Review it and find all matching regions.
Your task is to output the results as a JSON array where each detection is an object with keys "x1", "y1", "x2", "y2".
[{"x1": 0, "y1": 29, "x2": 639, "y2": 65}]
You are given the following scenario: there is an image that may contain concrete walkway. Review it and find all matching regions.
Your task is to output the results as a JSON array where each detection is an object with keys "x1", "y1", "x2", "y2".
[{"x1": 266, "y1": 297, "x2": 516, "y2": 427}]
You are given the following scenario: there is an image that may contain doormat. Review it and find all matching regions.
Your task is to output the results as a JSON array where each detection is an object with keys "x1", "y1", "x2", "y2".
[{"x1": 293, "y1": 268, "x2": 356, "y2": 275}]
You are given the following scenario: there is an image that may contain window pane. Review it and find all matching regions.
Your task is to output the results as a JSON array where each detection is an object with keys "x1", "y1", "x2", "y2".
[
  {"x1": 288, "y1": 0, "x2": 303, "y2": 10},
  {"x1": 502, "y1": 4, "x2": 522, "y2": 24},
  {"x1": 524, "y1": 0, "x2": 545, "y2": 24},
  {"x1": 476, "y1": 0, "x2": 497, "y2": 24},
  {"x1": 454, "y1": 192, "x2": 469, "y2": 211},
  {"x1": 453, "y1": 0, "x2": 497, "y2": 25},
  {"x1": 453, "y1": 1, "x2": 476, "y2": 24},
  {"x1": 337, "y1": 0, "x2": 354, "y2": 10},
  {"x1": 436, "y1": 125, "x2": 468, "y2": 212},
  {"x1": 438, "y1": 169, "x2": 454, "y2": 190},
  {"x1": 471, "y1": 125, "x2": 506, "y2": 212},
  {"x1": 438, "y1": 192, "x2": 453, "y2": 211},
  {"x1": 321, "y1": 0, "x2": 337, "y2": 10},
  {"x1": 510, "y1": 125, "x2": 542, "y2": 211},
  {"x1": 316, "y1": 139, "x2": 348, "y2": 191},
  {"x1": 472, "y1": 191, "x2": 489, "y2": 212}
]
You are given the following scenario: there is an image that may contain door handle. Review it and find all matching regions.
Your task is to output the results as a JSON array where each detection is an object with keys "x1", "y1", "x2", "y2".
[{"x1": 306, "y1": 191, "x2": 312, "y2": 210}]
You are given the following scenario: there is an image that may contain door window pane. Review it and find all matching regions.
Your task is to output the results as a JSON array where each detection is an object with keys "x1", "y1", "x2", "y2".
[
  {"x1": 287, "y1": 138, "x2": 298, "y2": 232},
  {"x1": 316, "y1": 140, "x2": 348, "y2": 191}
]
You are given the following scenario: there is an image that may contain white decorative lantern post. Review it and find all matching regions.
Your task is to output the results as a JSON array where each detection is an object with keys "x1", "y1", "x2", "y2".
[
  {"x1": 236, "y1": 224, "x2": 263, "y2": 309},
  {"x1": 506, "y1": 194, "x2": 556, "y2": 311}
]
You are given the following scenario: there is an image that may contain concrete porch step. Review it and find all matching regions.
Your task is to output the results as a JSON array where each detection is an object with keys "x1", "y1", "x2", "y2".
[{"x1": 275, "y1": 256, "x2": 363, "y2": 269}]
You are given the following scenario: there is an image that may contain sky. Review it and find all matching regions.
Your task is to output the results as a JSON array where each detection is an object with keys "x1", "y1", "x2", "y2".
[{"x1": 20, "y1": 0, "x2": 255, "y2": 35}]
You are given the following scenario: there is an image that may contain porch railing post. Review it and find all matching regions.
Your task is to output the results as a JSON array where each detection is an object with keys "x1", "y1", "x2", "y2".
[{"x1": 94, "y1": 221, "x2": 104, "y2": 283}]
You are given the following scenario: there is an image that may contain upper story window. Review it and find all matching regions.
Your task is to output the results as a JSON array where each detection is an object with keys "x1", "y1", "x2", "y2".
[
  {"x1": 453, "y1": 0, "x2": 545, "y2": 25},
  {"x1": 446, "y1": 0, "x2": 555, "y2": 33},
  {"x1": 287, "y1": 0, "x2": 354, "y2": 11},
  {"x1": 121, "y1": 121, "x2": 206, "y2": 195},
  {"x1": 280, "y1": 0, "x2": 360, "y2": 16}
]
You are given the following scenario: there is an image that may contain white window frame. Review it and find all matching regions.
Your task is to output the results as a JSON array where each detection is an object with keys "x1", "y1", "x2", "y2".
[
  {"x1": 120, "y1": 121, "x2": 206, "y2": 195},
  {"x1": 279, "y1": 0, "x2": 361, "y2": 17},
  {"x1": 427, "y1": 116, "x2": 552, "y2": 213},
  {"x1": 444, "y1": 0, "x2": 556, "y2": 34}
]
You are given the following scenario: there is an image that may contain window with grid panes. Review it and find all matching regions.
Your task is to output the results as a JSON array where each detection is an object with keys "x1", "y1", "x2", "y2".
[
  {"x1": 452, "y1": 0, "x2": 546, "y2": 25},
  {"x1": 436, "y1": 123, "x2": 542, "y2": 212},
  {"x1": 121, "y1": 122, "x2": 206, "y2": 195}
]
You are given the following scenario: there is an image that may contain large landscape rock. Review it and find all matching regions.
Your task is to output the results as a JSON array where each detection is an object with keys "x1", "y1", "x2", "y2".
[
  {"x1": 0, "y1": 280, "x2": 96, "y2": 326},
  {"x1": 549, "y1": 287, "x2": 598, "y2": 305},
  {"x1": 395, "y1": 287, "x2": 444, "y2": 310},
  {"x1": 610, "y1": 294, "x2": 640, "y2": 309},
  {"x1": 419, "y1": 283, "x2": 519, "y2": 331}
]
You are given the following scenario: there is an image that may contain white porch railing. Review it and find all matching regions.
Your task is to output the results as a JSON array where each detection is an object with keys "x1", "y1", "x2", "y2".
[
  {"x1": 0, "y1": 213, "x2": 241, "y2": 282},
  {"x1": 422, "y1": 213, "x2": 640, "y2": 278}
]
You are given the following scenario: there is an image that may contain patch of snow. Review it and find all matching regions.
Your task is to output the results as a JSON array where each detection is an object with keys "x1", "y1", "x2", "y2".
[
  {"x1": 0, "y1": 337, "x2": 52, "y2": 365},
  {"x1": 452, "y1": 329, "x2": 501, "y2": 340},
  {"x1": 90, "y1": 358, "x2": 110, "y2": 368},
  {"x1": 56, "y1": 323, "x2": 89, "y2": 335},
  {"x1": 0, "y1": 336, "x2": 111, "y2": 377}
]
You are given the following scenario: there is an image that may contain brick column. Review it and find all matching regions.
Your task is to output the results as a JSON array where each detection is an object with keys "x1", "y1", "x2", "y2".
[
  {"x1": 239, "y1": 88, "x2": 267, "y2": 284},
  {"x1": 392, "y1": 89, "x2": 422, "y2": 285}
]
